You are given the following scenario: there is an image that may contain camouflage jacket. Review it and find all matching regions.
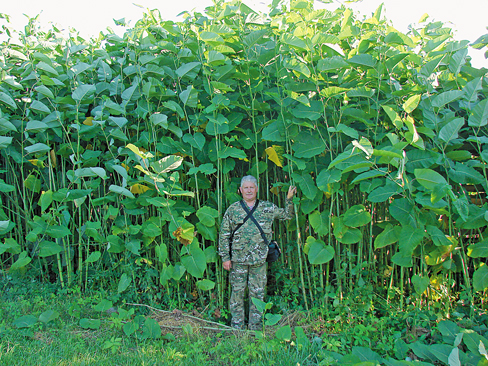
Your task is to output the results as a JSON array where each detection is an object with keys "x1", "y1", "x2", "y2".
[{"x1": 218, "y1": 199, "x2": 294, "y2": 265}]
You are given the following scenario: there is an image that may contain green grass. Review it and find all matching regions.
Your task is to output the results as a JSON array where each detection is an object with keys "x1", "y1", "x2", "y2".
[{"x1": 1, "y1": 275, "x2": 488, "y2": 366}]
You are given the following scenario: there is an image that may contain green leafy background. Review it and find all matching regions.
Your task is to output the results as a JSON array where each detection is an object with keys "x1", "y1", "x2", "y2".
[{"x1": 1, "y1": 0, "x2": 487, "y2": 311}]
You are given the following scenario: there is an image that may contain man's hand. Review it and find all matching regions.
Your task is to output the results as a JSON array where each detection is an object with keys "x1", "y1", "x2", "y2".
[
  {"x1": 223, "y1": 260, "x2": 232, "y2": 271},
  {"x1": 287, "y1": 185, "x2": 297, "y2": 200}
]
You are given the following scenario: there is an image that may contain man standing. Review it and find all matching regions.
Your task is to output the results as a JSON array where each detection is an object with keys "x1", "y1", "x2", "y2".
[{"x1": 219, "y1": 175, "x2": 297, "y2": 330}]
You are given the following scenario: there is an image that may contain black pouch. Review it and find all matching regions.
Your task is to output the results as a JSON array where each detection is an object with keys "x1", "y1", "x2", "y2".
[{"x1": 266, "y1": 240, "x2": 281, "y2": 262}]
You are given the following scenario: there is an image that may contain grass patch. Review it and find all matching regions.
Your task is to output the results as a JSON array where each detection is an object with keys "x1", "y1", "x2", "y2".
[{"x1": 1, "y1": 275, "x2": 488, "y2": 365}]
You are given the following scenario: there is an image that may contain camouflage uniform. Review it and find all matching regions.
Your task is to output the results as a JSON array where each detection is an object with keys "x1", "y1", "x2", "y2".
[{"x1": 219, "y1": 199, "x2": 294, "y2": 329}]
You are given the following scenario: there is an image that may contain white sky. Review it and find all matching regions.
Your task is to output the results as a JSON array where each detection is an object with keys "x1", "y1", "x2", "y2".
[{"x1": 1, "y1": 0, "x2": 486, "y2": 68}]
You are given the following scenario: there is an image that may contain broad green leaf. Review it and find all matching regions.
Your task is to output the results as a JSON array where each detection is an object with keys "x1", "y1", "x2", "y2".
[
  {"x1": 448, "y1": 348, "x2": 460, "y2": 366},
  {"x1": 13, "y1": 315, "x2": 38, "y2": 328},
  {"x1": 126, "y1": 143, "x2": 154, "y2": 159},
  {"x1": 399, "y1": 226, "x2": 425, "y2": 253},
  {"x1": 35, "y1": 85, "x2": 54, "y2": 99},
  {"x1": 10, "y1": 252, "x2": 31, "y2": 271},
  {"x1": 26, "y1": 120, "x2": 48, "y2": 133},
  {"x1": 121, "y1": 83, "x2": 139, "y2": 101},
  {"x1": 461, "y1": 329, "x2": 488, "y2": 355},
  {"x1": 414, "y1": 168, "x2": 448, "y2": 190},
  {"x1": 94, "y1": 299, "x2": 113, "y2": 312},
  {"x1": 183, "y1": 133, "x2": 205, "y2": 151},
  {"x1": 0, "y1": 238, "x2": 21, "y2": 255},
  {"x1": 292, "y1": 172, "x2": 318, "y2": 200},
  {"x1": 374, "y1": 224, "x2": 401, "y2": 249},
  {"x1": 46, "y1": 225, "x2": 71, "y2": 239},
  {"x1": 175, "y1": 62, "x2": 201, "y2": 79},
  {"x1": 343, "y1": 205, "x2": 371, "y2": 227},
  {"x1": 25, "y1": 143, "x2": 50, "y2": 154},
  {"x1": 468, "y1": 237, "x2": 488, "y2": 258},
  {"x1": 39, "y1": 310, "x2": 60, "y2": 324},
  {"x1": 200, "y1": 31, "x2": 224, "y2": 44},
  {"x1": 432, "y1": 90, "x2": 464, "y2": 108},
  {"x1": 85, "y1": 251, "x2": 101, "y2": 263},
  {"x1": 0, "y1": 92, "x2": 17, "y2": 109},
  {"x1": 468, "y1": 99, "x2": 488, "y2": 127},
  {"x1": 109, "y1": 185, "x2": 134, "y2": 198},
  {"x1": 0, "y1": 136, "x2": 12, "y2": 150},
  {"x1": 196, "y1": 223, "x2": 217, "y2": 241},
  {"x1": 333, "y1": 218, "x2": 362, "y2": 244},
  {"x1": 265, "y1": 313, "x2": 282, "y2": 326},
  {"x1": 155, "y1": 244, "x2": 168, "y2": 263},
  {"x1": 276, "y1": 325, "x2": 292, "y2": 341},
  {"x1": 412, "y1": 274, "x2": 429, "y2": 295},
  {"x1": 351, "y1": 346, "x2": 383, "y2": 364},
  {"x1": 281, "y1": 33, "x2": 307, "y2": 51},
  {"x1": 188, "y1": 163, "x2": 216, "y2": 175},
  {"x1": 181, "y1": 243, "x2": 206, "y2": 278},
  {"x1": 196, "y1": 206, "x2": 219, "y2": 227},
  {"x1": 123, "y1": 321, "x2": 139, "y2": 337},
  {"x1": 79, "y1": 318, "x2": 101, "y2": 330},
  {"x1": 384, "y1": 31, "x2": 414, "y2": 47},
  {"x1": 426, "y1": 225, "x2": 452, "y2": 247},
  {"x1": 448, "y1": 163, "x2": 484, "y2": 184},
  {"x1": 24, "y1": 174, "x2": 41, "y2": 192},
  {"x1": 283, "y1": 58, "x2": 310, "y2": 77},
  {"x1": 72, "y1": 84, "x2": 96, "y2": 102},
  {"x1": 108, "y1": 116, "x2": 128, "y2": 128},
  {"x1": 389, "y1": 198, "x2": 416, "y2": 227},
  {"x1": 179, "y1": 85, "x2": 198, "y2": 108},
  {"x1": 309, "y1": 211, "x2": 329, "y2": 236},
  {"x1": 37, "y1": 61, "x2": 59, "y2": 76},
  {"x1": 308, "y1": 239, "x2": 335, "y2": 265},
  {"x1": 462, "y1": 77, "x2": 483, "y2": 103},
  {"x1": 75, "y1": 167, "x2": 108, "y2": 180},
  {"x1": 367, "y1": 180, "x2": 401, "y2": 203},
  {"x1": 142, "y1": 222, "x2": 162, "y2": 237},
  {"x1": 317, "y1": 56, "x2": 349, "y2": 71},
  {"x1": 39, "y1": 240, "x2": 63, "y2": 257},
  {"x1": 141, "y1": 318, "x2": 161, "y2": 339},
  {"x1": 473, "y1": 265, "x2": 488, "y2": 291},
  {"x1": 348, "y1": 54, "x2": 376, "y2": 68},
  {"x1": 449, "y1": 48, "x2": 468, "y2": 75},
  {"x1": 430, "y1": 344, "x2": 456, "y2": 365},
  {"x1": 438, "y1": 118, "x2": 464, "y2": 144},
  {"x1": 30, "y1": 100, "x2": 50, "y2": 114},
  {"x1": 118, "y1": 273, "x2": 132, "y2": 293},
  {"x1": 196, "y1": 279, "x2": 215, "y2": 291}
]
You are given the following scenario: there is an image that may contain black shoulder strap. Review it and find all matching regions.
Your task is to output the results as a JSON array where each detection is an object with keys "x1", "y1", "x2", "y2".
[
  {"x1": 229, "y1": 200, "x2": 260, "y2": 244},
  {"x1": 239, "y1": 200, "x2": 269, "y2": 245}
]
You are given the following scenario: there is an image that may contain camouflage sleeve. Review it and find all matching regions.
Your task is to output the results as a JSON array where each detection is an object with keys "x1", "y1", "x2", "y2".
[
  {"x1": 218, "y1": 208, "x2": 233, "y2": 262},
  {"x1": 273, "y1": 198, "x2": 294, "y2": 220}
]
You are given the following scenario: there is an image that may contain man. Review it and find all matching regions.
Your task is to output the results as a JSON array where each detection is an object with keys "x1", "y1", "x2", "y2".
[{"x1": 218, "y1": 175, "x2": 297, "y2": 330}]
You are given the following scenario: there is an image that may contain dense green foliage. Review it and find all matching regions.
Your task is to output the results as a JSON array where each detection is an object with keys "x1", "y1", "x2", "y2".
[
  {"x1": 2, "y1": 278, "x2": 488, "y2": 365},
  {"x1": 1, "y1": 0, "x2": 488, "y2": 344}
]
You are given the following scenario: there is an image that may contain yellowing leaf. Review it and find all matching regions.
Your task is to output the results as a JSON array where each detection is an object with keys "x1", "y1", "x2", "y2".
[
  {"x1": 83, "y1": 117, "x2": 94, "y2": 126},
  {"x1": 29, "y1": 159, "x2": 45, "y2": 168},
  {"x1": 265, "y1": 145, "x2": 284, "y2": 167},
  {"x1": 173, "y1": 224, "x2": 194, "y2": 246},
  {"x1": 130, "y1": 184, "x2": 151, "y2": 194},
  {"x1": 126, "y1": 143, "x2": 154, "y2": 159},
  {"x1": 49, "y1": 149, "x2": 57, "y2": 168},
  {"x1": 134, "y1": 165, "x2": 151, "y2": 175},
  {"x1": 121, "y1": 163, "x2": 129, "y2": 172}
]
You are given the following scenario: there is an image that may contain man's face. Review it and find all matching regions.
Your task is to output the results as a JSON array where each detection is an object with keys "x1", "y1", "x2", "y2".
[{"x1": 239, "y1": 181, "x2": 257, "y2": 202}]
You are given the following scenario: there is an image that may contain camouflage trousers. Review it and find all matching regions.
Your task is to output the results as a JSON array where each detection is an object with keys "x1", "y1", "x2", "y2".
[{"x1": 229, "y1": 262, "x2": 267, "y2": 329}]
